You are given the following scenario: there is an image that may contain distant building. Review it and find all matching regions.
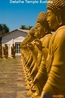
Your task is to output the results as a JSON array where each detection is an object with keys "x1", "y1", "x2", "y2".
[{"x1": 0, "y1": 29, "x2": 29, "y2": 57}]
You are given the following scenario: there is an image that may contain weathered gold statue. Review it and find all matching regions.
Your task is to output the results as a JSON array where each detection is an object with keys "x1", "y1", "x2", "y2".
[
  {"x1": 0, "y1": 44, "x2": 2, "y2": 58},
  {"x1": 30, "y1": 12, "x2": 51, "y2": 81},
  {"x1": 23, "y1": 19, "x2": 49, "y2": 83},
  {"x1": 20, "y1": 28, "x2": 35, "y2": 70},
  {"x1": 26, "y1": 12, "x2": 52, "y2": 97},
  {"x1": 20, "y1": 28, "x2": 39, "y2": 83},
  {"x1": 30, "y1": 34, "x2": 52, "y2": 98},
  {"x1": 3, "y1": 44, "x2": 8, "y2": 59},
  {"x1": 11, "y1": 44, "x2": 15, "y2": 58},
  {"x1": 25, "y1": 40, "x2": 42, "y2": 91},
  {"x1": 41, "y1": 0, "x2": 65, "y2": 97},
  {"x1": 20, "y1": 28, "x2": 35, "y2": 47},
  {"x1": 20, "y1": 44, "x2": 30, "y2": 68},
  {"x1": 30, "y1": 11, "x2": 51, "y2": 78},
  {"x1": 30, "y1": 39, "x2": 42, "y2": 79},
  {"x1": 28, "y1": 41, "x2": 38, "y2": 73},
  {"x1": 24, "y1": 42, "x2": 38, "y2": 82}
]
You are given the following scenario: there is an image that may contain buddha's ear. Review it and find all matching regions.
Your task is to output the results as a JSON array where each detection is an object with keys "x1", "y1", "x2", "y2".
[{"x1": 56, "y1": 8, "x2": 62, "y2": 26}]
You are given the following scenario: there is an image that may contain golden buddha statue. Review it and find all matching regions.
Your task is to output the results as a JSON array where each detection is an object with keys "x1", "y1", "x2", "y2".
[
  {"x1": 20, "y1": 44, "x2": 30, "y2": 67},
  {"x1": 25, "y1": 40, "x2": 42, "y2": 91},
  {"x1": 30, "y1": 11, "x2": 51, "y2": 78},
  {"x1": 11, "y1": 44, "x2": 15, "y2": 58},
  {"x1": 24, "y1": 42, "x2": 38, "y2": 84},
  {"x1": 27, "y1": 12, "x2": 52, "y2": 97},
  {"x1": 0, "y1": 44, "x2": 2, "y2": 58},
  {"x1": 3, "y1": 44, "x2": 8, "y2": 59},
  {"x1": 34, "y1": 12, "x2": 51, "y2": 39},
  {"x1": 29, "y1": 41, "x2": 38, "y2": 73},
  {"x1": 26, "y1": 15, "x2": 50, "y2": 81},
  {"x1": 41, "y1": 0, "x2": 65, "y2": 97},
  {"x1": 20, "y1": 28, "x2": 35, "y2": 47},
  {"x1": 20, "y1": 28, "x2": 35, "y2": 71},
  {"x1": 30, "y1": 39, "x2": 42, "y2": 79},
  {"x1": 23, "y1": 22, "x2": 48, "y2": 76},
  {"x1": 24, "y1": 23, "x2": 46, "y2": 82},
  {"x1": 30, "y1": 34, "x2": 52, "y2": 98},
  {"x1": 24, "y1": 43, "x2": 34, "y2": 69}
]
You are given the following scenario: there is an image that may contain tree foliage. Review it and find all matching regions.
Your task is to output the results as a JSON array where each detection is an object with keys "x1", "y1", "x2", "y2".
[
  {"x1": 0, "y1": 24, "x2": 9, "y2": 36},
  {"x1": 20, "y1": 25, "x2": 33, "y2": 30}
]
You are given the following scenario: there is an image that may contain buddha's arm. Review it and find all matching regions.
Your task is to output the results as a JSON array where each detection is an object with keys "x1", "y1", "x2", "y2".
[
  {"x1": 31, "y1": 51, "x2": 42, "y2": 75},
  {"x1": 35, "y1": 46, "x2": 42, "y2": 68}
]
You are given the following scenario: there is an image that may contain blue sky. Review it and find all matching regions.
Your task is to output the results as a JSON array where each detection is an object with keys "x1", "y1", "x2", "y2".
[{"x1": 0, "y1": 0, "x2": 47, "y2": 31}]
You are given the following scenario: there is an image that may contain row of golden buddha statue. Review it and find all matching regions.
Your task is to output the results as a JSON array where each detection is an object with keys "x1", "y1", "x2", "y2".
[
  {"x1": 0, "y1": 44, "x2": 15, "y2": 59},
  {"x1": 20, "y1": 0, "x2": 65, "y2": 97}
]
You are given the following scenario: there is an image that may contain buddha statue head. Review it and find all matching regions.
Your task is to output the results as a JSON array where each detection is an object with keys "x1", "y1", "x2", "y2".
[
  {"x1": 28, "y1": 28, "x2": 35, "y2": 38},
  {"x1": 34, "y1": 12, "x2": 51, "y2": 38},
  {"x1": 47, "y1": 0, "x2": 65, "y2": 30},
  {"x1": 20, "y1": 28, "x2": 35, "y2": 47}
]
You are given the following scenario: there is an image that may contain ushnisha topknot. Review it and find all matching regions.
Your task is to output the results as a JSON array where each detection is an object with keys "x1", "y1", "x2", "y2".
[
  {"x1": 47, "y1": 0, "x2": 65, "y2": 24},
  {"x1": 36, "y1": 12, "x2": 48, "y2": 26}
]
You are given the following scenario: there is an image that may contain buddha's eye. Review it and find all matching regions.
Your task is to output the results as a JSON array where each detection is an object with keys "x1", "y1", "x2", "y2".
[
  {"x1": 48, "y1": 13, "x2": 51, "y2": 16},
  {"x1": 48, "y1": 13, "x2": 51, "y2": 17}
]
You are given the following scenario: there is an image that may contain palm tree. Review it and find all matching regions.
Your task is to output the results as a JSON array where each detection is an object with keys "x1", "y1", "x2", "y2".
[
  {"x1": 20, "y1": 25, "x2": 33, "y2": 30},
  {"x1": 28, "y1": 26, "x2": 33, "y2": 29},
  {"x1": 20, "y1": 25, "x2": 27, "y2": 29}
]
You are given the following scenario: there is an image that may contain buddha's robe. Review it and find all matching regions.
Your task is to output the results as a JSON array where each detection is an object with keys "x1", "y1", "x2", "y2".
[{"x1": 43, "y1": 26, "x2": 65, "y2": 95}]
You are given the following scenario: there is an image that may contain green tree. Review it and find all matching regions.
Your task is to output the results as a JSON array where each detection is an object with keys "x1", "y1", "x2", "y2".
[
  {"x1": 20, "y1": 25, "x2": 27, "y2": 29},
  {"x1": 28, "y1": 26, "x2": 33, "y2": 30},
  {"x1": 20, "y1": 25, "x2": 33, "y2": 30},
  {"x1": 2, "y1": 24, "x2": 9, "y2": 34},
  {"x1": 0, "y1": 24, "x2": 9, "y2": 35}
]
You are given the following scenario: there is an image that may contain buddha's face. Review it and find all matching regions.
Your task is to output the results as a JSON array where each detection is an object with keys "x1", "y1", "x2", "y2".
[
  {"x1": 47, "y1": 10, "x2": 59, "y2": 30},
  {"x1": 34, "y1": 23, "x2": 45, "y2": 38},
  {"x1": 29, "y1": 32, "x2": 34, "y2": 37}
]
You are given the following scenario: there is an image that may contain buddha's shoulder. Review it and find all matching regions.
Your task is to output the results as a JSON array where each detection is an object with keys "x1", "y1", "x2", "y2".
[
  {"x1": 51, "y1": 26, "x2": 65, "y2": 39},
  {"x1": 52, "y1": 26, "x2": 65, "y2": 43},
  {"x1": 40, "y1": 34, "x2": 52, "y2": 48},
  {"x1": 56, "y1": 26, "x2": 65, "y2": 36},
  {"x1": 40, "y1": 33, "x2": 52, "y2": 42}
]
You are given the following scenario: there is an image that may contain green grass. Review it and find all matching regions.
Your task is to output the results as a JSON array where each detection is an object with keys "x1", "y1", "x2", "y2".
[{"x1": 0, "y1": 57, "x2": 21, "y2": 66}]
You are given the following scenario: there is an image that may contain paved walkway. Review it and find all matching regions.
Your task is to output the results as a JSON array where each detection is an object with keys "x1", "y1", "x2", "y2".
[{"x1": 0, "y1": 57, "x2": 29, "y2": 98}]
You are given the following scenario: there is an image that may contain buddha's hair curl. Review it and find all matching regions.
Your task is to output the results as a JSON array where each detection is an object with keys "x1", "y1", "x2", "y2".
[
  {"x1": 37, "y1": 12, "x2": 48, "y2": 26},
  {"x1": 47, "y1": 0, "x2": 65, "y2": 24}
]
